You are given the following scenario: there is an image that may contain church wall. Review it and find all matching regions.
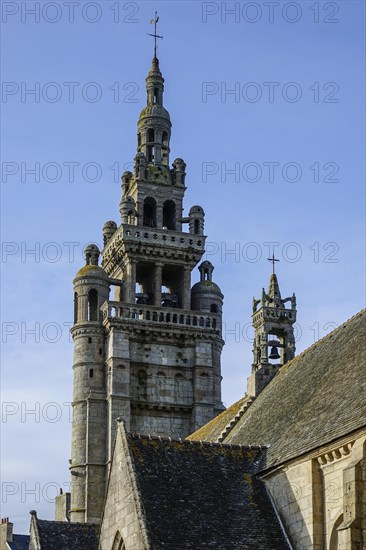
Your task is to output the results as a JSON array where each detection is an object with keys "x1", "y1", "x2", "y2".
[
  {"x1": 130, "y1": 410, "x2": 190, "y2": 438},
  {"x1": 264, "y1": 434, "x2": 366, "y2": 550},
  {"x1": 265, "y1": 460, "x2": 315, "y2": 549}
]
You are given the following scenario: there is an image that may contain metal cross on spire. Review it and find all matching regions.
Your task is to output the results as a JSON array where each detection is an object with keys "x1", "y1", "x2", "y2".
[
  {"x1": 268, "y1": 252, "x2": 280, "y2": 275},
  {"x1": 148, "y1": 12, "x2": 163, "y2": 58}
]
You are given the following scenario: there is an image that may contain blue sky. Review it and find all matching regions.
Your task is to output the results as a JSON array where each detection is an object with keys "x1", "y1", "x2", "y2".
[{"x1": 1, "y1": 0, "x2": 365, "y2": 533}]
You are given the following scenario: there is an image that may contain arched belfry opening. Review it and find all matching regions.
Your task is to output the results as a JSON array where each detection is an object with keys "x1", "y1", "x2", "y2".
[
  {"x1": 88, "y1": 289, "x2": 98, "y2": 321},
  {"x1": 163, "y1": 200, "x2": 176, "y2": 230},
  {"x1": 143, "y1": 197, "x2": 157, "y2": 227},
  {"x1": 147, "y1": 128, "x2": 155, "y2": 162}
]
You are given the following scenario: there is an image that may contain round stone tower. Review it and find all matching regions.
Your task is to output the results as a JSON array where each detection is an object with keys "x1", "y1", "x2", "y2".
[{"x1": 70, "y1": 244, "x2": 110, "y2": 524}]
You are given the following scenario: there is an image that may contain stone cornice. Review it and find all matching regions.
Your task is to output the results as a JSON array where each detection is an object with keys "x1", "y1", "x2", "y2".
[
  {"x1": 71, "y1": 324, "x2": 104, "y2": 338},
  {"x1": 317, "y1": 441, "x2": 355, "y2": 466}
]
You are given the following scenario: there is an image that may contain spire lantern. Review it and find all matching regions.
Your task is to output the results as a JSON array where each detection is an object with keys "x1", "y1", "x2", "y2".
[{"x1": 136, "y1": 15, "x2": 171, "y2": 166}]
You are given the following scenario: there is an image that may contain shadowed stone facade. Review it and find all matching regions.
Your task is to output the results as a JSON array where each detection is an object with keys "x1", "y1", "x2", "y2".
[{"x1": 69, "y1": 55, "x2": 225, "y2": 524}]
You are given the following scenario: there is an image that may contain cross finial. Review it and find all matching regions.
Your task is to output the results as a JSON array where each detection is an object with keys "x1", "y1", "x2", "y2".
[
  {"x1": 148, "y1": 12, "x2": 163, "y2": 58},
  {"x1": 268, "y1": 253, "x2": 280, "y2": 275}
]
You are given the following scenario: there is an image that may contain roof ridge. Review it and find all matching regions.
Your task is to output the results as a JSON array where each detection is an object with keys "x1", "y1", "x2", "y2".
[
  {"x1": 217, "y1": 396, "x2": 256, "y2": 443},
  {"x1": 129, "y1": 431, "x2": 267, "y2": 450},
  {"x1": 36, "y1": 518, "x2": 98, "y2": 526},
  {"x1": 280, "y1": 308, "x2": 366, "y2": 373}
]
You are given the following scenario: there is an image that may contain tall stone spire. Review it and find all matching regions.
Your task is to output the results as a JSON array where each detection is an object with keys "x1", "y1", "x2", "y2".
[
  {"x1": 247, "y1": 272, "x2": 297, "y2": 397},
  {"x1": 69, "y1": 44, "x2": 225, "y2": 525}
]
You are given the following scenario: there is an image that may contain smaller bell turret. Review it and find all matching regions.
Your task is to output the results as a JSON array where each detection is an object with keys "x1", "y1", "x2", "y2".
[{"x1": 247, "y1": 266, "x2": 297, "y2": 397}]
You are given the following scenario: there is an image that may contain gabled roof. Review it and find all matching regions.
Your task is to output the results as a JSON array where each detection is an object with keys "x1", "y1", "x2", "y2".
[
  {"x1": 190, "y1": 309, "x2": 366, "y2": 470},
  {"x1": 126, "y1": 431, "x2": 290, "y2": 549},
  {"x1": 8, "y1": 535, "x2": 30, "y2": 550},
  {"x1": 31, "y1": 515, "x2": 99, "y2": 550}
]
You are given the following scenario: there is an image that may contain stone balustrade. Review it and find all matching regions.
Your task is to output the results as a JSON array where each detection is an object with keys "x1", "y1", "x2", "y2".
[
  {"x1": 102, "y1": 301, "x2": 220, "y2": 332},
  {"x1": 103, "y1": 224, "x2": 205, "y2": 263},
  {"x1": 253, "y1": 307, "x2": 296, "y2": 325}
]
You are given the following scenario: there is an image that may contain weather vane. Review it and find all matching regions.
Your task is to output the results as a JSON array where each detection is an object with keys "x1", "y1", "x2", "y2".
[
  {"x1": 148, "y1": 12, "x2": 163, "y2": 58},
  {"x1": 268, "y1": 252, "x2": 280, "y2": 275}
]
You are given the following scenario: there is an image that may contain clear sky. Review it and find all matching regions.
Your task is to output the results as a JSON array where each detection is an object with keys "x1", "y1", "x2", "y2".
[{"x1": 1, "y1": 0, "x2": 365, "y2": 533}]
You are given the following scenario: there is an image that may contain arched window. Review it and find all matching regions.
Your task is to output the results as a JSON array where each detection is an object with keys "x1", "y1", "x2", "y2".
[
  {"x1": 146, "y1": 129, "x2": 155, "y2": 162},
  {"x1": 330, "y1": 514, "x2": 343, "y2": 550},
  {"x1": 74, "y1": 292, "x2": 78, "y2": 323},
  {"x1": 194, "y1": 219, "x2": 200, "y2": 235},
  {"x1": 138, "y1": 133, "x2": 141, "y2": 147},
  {"x1": 111, "y1": 531, "x2": 125, "y2": 550},
  {"x1": 163, "y1": 200, "x2": 176, "y2": 230},
  {"x1": 210, "y1": 304, "x2": 218, "y2": 313},
  {"x1": 143, "y1": 197, "x2": 157, "y2": 228},
  {"x1": 88, "y1": 289, "x2": 98, "y2": 321}
]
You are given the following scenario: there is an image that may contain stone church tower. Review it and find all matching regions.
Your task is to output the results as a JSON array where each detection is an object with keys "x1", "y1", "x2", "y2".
[{"x1": 69, "y1": 55, "x2": 224, "y2": 524}]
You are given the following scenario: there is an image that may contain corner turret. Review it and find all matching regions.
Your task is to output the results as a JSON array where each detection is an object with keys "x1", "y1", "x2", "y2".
[
  {"x1": 70, "y1": 244, "x2": 110, "y2": 524},
  {"x1": 191, "y1": 261, "x2": 223, "y2": 316}
]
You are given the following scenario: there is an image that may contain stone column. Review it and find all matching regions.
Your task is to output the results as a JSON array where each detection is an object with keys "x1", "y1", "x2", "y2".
[
  {"x1": 154, "y1": 130, "x2": 162, "y2": 164},
  {"x1": 260, "y1": 330, "x2": 268, "y2": 364},
  {"x1": 156, "y1": 205, "x2": 163, "y2": 228},
  {"x1": 182, "y1": 266, "x2": 191, "y2": 310},
  {"x1": 154, "y1": 263, "x2": 163, "y2": 306},
  {"x1": 126, "y1": 260, "x2": 136, "y2": 304}
]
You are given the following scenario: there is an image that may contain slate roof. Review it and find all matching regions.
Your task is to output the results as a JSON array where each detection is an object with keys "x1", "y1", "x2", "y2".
[
  {"x1": 34, "y1": 518, "x2": 99, "y2": 550},
  {"x1": 190, "y1": 309, "x2": 366, "y2": 470},
  {"x1": 127, "y1": 433, "x2": 291, "y2": 549},
  {"x1": 8, "y1": 535, "x2": 30, "y2": 550}
]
